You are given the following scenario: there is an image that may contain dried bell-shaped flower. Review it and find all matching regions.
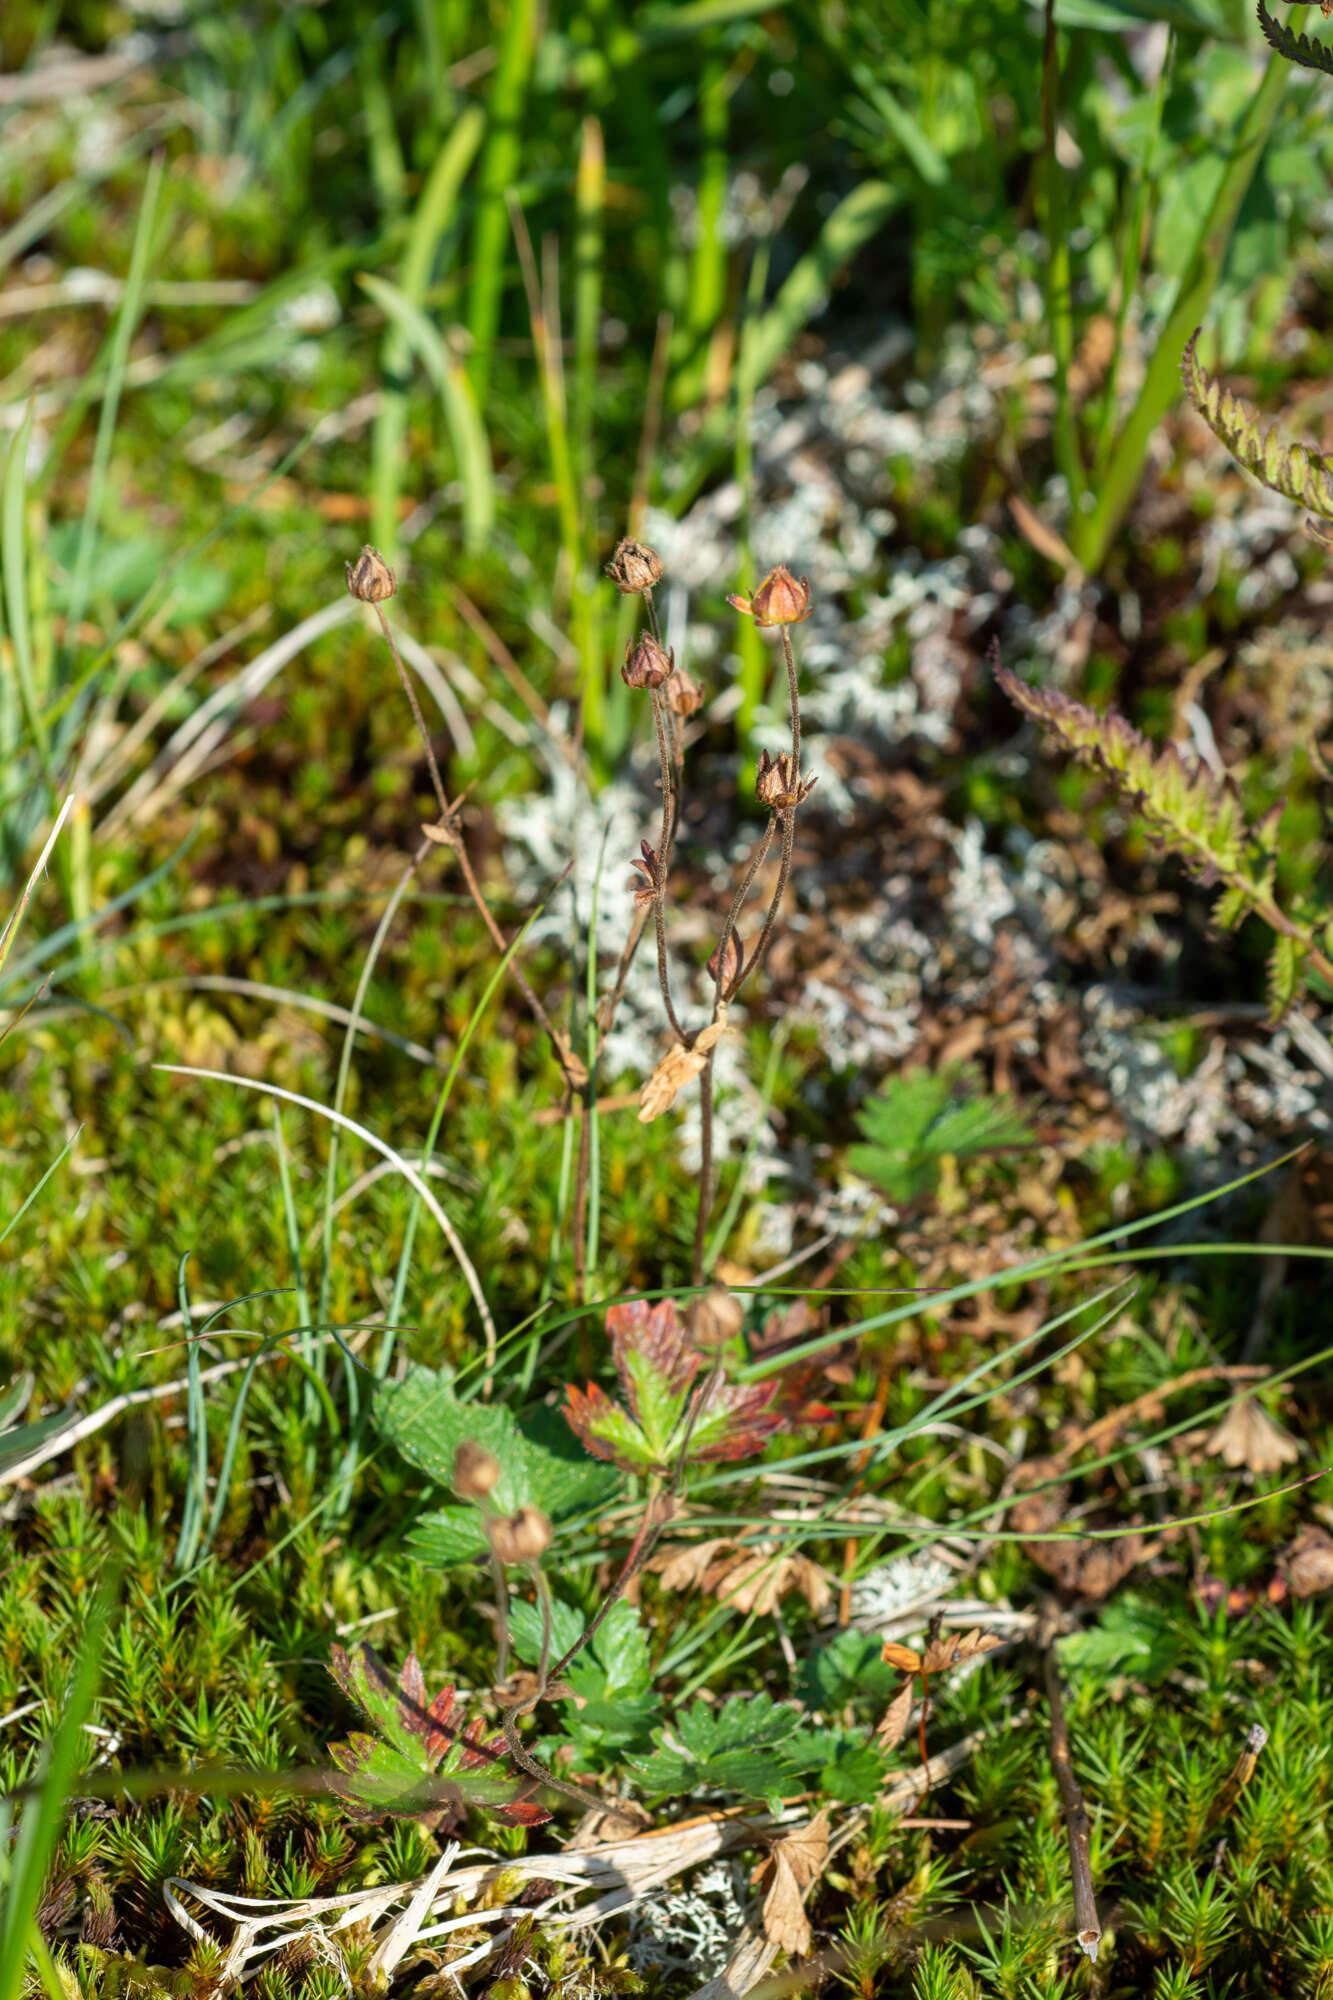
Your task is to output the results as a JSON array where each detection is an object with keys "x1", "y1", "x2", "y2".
[
  {"x1": 707, "y1": 929, "x2": 743, "y2": 990},
  {"x1": 630, "y1": 840, "x2": 659, "y2": 910},
  {"x1": 622, "y1": 631, "x2": 673, "y2": 690},
  {"x1": 728, "y1": 565, "x2": 812, "y2": 628},
  {"x1": 452, "y1": 1440, "x2": 501, "y2": 1501},
  {"x1": 756, "y1": 748, "x2": 818, "y2": 810},
  {"x1": 605, "y1": 537, "x2": 665, "y2": 595},
  {"x1": 664, "y1": 666, "x2": 704, "y2": 717},
  {"x1": 487, "y1": 1504, "x2": 552, "y2": 1565},
  {"x1": 345, "y1": 545, "x2": 397, "y2": 603}
]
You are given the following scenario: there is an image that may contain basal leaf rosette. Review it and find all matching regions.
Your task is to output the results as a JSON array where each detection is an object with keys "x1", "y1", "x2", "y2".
[{"x1": 563, "y1": 1298, "x2": 787, "y2": 1476}]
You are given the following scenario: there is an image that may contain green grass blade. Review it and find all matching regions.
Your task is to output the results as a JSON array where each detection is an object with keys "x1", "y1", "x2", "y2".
[
  {"x1": 0, "y1": 794, "x2": 72, "y2": 980},
  {"x1": 369, "y1": 105, "x2": 485, "y2": 557},
  {"x1": 2, "y1": 406, "x2": 54, "y2": 799},
  {"x1": 65, "y1": 154, "x2": 165, "y2": 648},
  {"x1": 360, "y1": 272, "x2": 495, "y2": 550},
  {"x1": 465, "y1": 0, "x2": 538, "y2": 407}
]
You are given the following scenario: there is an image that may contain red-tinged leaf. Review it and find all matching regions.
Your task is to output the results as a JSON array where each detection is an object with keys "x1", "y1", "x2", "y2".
[
  {"x1": 563, "y1": 1381, "x2": 659, "y2": 1473},
  {"x1": 686, "y1": 1380, "x2": 785, "y2": 1462},
  {"x1": 496, "y1": 1799, "x2": 553, "y2": 1827},
  {"x1": 398, "y1": 1653, "x2": 428, "y2": 1711},
  {"x1": 608, "y1": 1298, "x2": 699, "y2": 1458},
  {"x1": 328, "y1": 1731, "x2": 378, "y2": 1775}
]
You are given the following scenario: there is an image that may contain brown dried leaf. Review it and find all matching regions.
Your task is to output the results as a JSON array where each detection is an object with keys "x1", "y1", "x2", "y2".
[
  {"x1": 1206, "y1": 1397, "x2": 1300, "y2": 1475},
  {"x1": 875, "y1": 1678, "x2": 916, "y2": 1750},
  {"x1": 637, "y1": 1014, "x2": 729, "y2": 1123},
  {"x1": 651, "y1": 1539, "x2": 832, "y2": 1616},
  {"x1": 920, "y1": 1629, "x2": 1001, "y2": 1676},
  {"x1": 649, "y1": 1538, "x2": 732, "y2": 1593},
  {"x1": 753, "y1": 1810, "x2": 830, "y2": 1959},
  {"x1": 1283, "y1": 1524, "x2": 1333, "y2": 1598}
]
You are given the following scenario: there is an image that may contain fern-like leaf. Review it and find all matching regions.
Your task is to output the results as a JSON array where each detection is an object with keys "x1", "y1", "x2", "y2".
[
  {"x1": 1182, "y1": 331, "x2": 1333, "y2": 522},
  {"x1": 995, "y1": 663, "x2": 1279, "y2": 903},
  {"x1": 1257, "y1": 0, "x2": 1333, "y2": 75}
]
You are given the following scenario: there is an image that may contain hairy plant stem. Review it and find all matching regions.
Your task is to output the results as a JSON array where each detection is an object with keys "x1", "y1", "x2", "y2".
[
  {"x1": 691, "y1": 1054, "x2": 715, "y2": 1286},
  {"x1": 1041, "y1": 1620, "x2": 1102, "y2": 1963},
  {"x1": 648, "y1": 690, "x2": 686, "y2": 1039},
  {"x1": 714, "y1": 815, "x2": 777, "y2": 1006},
  {"x1": 372, "y1": 602, "x2": 582, "y2": 1085}
]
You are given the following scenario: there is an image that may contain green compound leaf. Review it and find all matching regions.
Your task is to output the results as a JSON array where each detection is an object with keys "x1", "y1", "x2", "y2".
[
  {"x1": 631, "y1": 1692, "x2": 808, "y2": 1802},
  {"x1": 1182, "y1": 329, "x2": 1333, "y2": 522},
  {"x1": 848, "y1": 1063, "x2": 1035, "y2": 1206},
  {"x1": 1257, "y1": 0, "x2": 1333, "y2": 74}
]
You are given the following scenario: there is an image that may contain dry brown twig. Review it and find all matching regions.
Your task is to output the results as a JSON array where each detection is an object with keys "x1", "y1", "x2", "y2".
[{"x1": 1038, "y1": 1614, "x2": 1102, "y2": 1965}]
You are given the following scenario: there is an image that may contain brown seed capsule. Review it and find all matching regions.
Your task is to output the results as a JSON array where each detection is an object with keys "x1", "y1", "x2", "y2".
[
  {"x1": 664, "y1": 666, "x2": 704, "y2": 717},
  {"x1": 452, "y1": 1440, "x2": 501, "y2": 1501},
  {"x1": 756, "y1": 748, "x2": 818, "y2": 811},
  {"x1": 727, "y1": 565, "x2": 812, "y2": 629},
  {"x1": 687, "y1": 1286, "x2": 745, "y2": 1349},
  {"x1": 345, "y1": 545, "x2": 397, "y2": 603},
  {"x1": 707, "y1": 929, "x2": 743, "y2": 990},
  {"x1": 487, "y1": 1504, "x2": 553, "y2": 1565},
  {"x1": 622, "y1": 632, "x2": 673, "y2": 690},
  {"x1": 605, "y1": 537, "x2": 664, "y2": 595}
]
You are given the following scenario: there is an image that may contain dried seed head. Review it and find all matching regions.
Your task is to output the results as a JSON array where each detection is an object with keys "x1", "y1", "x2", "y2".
[
  {"x1": 622, "y1": 631, "x2": 673, "y2": 690},
  {"x1": 345, "y1": 545, "x2": 397, "y2": 603},
  {"x1": 727, "y1": 565, "x2": 812, "y2": 628},
  {"x1": 707, "y1": 929, "x2": 743, "y2": 990},
  {"x1": 487, "y1": 1504, "x2": 553, "y2": 1564},
  {"x1": 452, "y1": 1440, "x2": 501, "y2": 1501},
  {"x1": 687, "y1": 1286, "x2": 745, "y2": 1349},
  {"x1": 605, "y1": 537, "x2": 664, "y2": 594},
  {"x1": 630, "y1": 839, "x2": 659, "y2": 909},
  {"x1": 756, "y1": 748, "x2": 818, "y2": 811},
  {"x1": 664, "y1": 666, "x2": 704, "y2": 717}
]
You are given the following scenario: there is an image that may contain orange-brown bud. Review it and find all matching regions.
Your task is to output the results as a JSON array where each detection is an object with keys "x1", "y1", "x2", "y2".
[
  {"x1": 487, "y1": 1504, "x2": 552, "y2": 1564},
  {"x1": 452, "y1": 1440, "x2": 501, "y2": 1501},
  {"x1": 727, "y1": 565, "x2": 812, "y2": 629},
  {"x1": 605, "y1": 537, "x2": 665, "y2": 594},
  {"x1": 664, "y1": 666, "x2": 704, "y2": 717},
  {"x1": 345, "y1": 545, "x2": 397, "y2": 603},
  {"x1": 622, "y1": 632, "x2": 673, "y2": 690}
]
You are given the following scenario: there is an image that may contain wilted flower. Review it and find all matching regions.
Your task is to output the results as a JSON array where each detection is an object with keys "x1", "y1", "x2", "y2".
[
  {"x1": 687, "y1": 1286, "x2": 745, "y2": 1348},
  {"x1": 756, "y1": 748, "x2": 818, "y2": 810},
  {"x1": 622, "y1": 632, "x2": 673, "y2": 690},
  {"x1": 605, "y1": 537, "x2": 664, "y2": 594},
  {"x1": 728, "y1": 565, "x2": 812, "y2": 628},
  {"x1": 345, "y1": 545, "x2": 397, "y2": 603},
  {"x1": 664, "y1": 665, "x2": 704, "y2": 717}
]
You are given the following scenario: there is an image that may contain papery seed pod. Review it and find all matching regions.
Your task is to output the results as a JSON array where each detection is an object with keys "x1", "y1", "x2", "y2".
[
  {"x1": 630, "y1": 840, "x2": 659, "y2": 909},
  {"x1": 452, "y1": 1440, "x2": 501, "y2": 1501},
  {"x1": 345, "y1": 545, "x2": 397, "y2": 603},
  {"x1": 487, "y1": 1505, "x2": 553, "y2": 1564},
  {"x1": 605, "y1": 537, "x2": 664, "y2": 594},
  {"x1": 687, "y1": 1286, "x2": 745, "y2": 1348},
  {"x1": 664, "y1": 666, "x2": 704, "y2": 717},
  {"x1": 727, "y1": 565, "x2": 812, "y2": 628},
  {"x1": 622, "y1": 631, "x2": 673, "y2": 690},
  {"x1": 707, "y1": 929, "x2": 743, "y2": 989}
]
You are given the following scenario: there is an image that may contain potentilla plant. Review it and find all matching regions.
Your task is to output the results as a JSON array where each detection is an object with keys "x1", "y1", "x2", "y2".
[{"x1": 347, "y1": 535, "x2": 818, "y2": 1288}]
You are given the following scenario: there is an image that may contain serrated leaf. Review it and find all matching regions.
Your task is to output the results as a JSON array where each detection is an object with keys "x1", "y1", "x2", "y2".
[
  {"x1": 631, "y1": 1693, "x2": 805, "y2": 1800},
  {"x1": 509, "y1": 1594, "x2": 586, "y2": 1669},
  {"x1": 1257, "y1": 0, "x2": 1333, "y2": 75},
  {"x1": 1182, "y1": 330, "x2": 1333, "y2": 521},
  {"x1": 1266, "y1": 932, "x2": 1304, "y2": 1023},
  {"x1": 1058, "y1": 1595, "x2": 1183, "y2": 1686},
  {"x1": 798, "y1": 1628, "x2": 901, "y2": 1710},
  {"x1": 849, "y1": 1064, "x2": 1034, "y2": 1205},
  {"x1": 406, "y1": 1507, "x2": 489, "y2": 1568}
]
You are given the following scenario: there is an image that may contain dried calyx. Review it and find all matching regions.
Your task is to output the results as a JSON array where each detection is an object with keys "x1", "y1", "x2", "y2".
[
  {"x1": 707, "y1": 929, "x2": 743, "y2": 989},
  {"x1": 687, "y1": 1286, "x2": 745, "y2": 1348},
  {"x1": 622, "y1": 631, "x2": 673, "y2": 690},
  {"x1": 756, "y1": 748, "x2": 817, "y2": 810},
  {"x1": 345, "y1": 545, "x2": 397, "y2": 603},
  {"x1": 630, "y1": 840, "x2": 659, "y2": 909},
  {"x1": 664, "y1": 665, "x2": 704, "y2": 717},
  {"x1": 605, "y1": 537, "x2": 664, "y2": 594},
  {"x1": 453, "y1": 1440, "x2": 501, "y2": 1501},
  {"x1": 487, "y1": 1504, "x2": 552, "y2": 1564},
  {"x1": 728, "y1": 565, "x2": 812, "y2": 629}
]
